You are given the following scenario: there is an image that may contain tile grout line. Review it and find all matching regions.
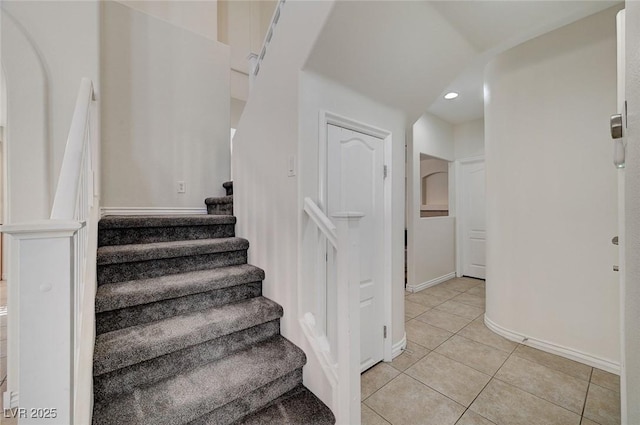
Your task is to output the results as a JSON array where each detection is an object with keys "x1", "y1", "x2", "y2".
[
  {"x1": 451, "y1": 333, "x2": 518, "y2": 425},
  {"x1": 580, "y1": 367, "x2": 594, "y2": 422}
]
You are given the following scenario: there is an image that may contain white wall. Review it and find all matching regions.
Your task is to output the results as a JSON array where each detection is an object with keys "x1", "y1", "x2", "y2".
[
  {"x1": 232, "y1": 0, "x2": 335, "y2": 408},
  {"x1": 116, "y1": 0, "x2": 217, "y2": 41},
  {"x1": 299, "y1": 70, "x2": 406, "y2": 362},
  {"x1": 485, "y1": 6, "x2": 621, "y2": 370},
  {"x1": 624, "y1": 1, "x2": 640, "y2": 420},
  {"x1": 1, "y1": 1, "x2": 100, "y2": 222},
  {"x1": 454, "y1": 118, "x2": 484, "y2": 160},
  {"x1": 407, "y1": 112, "x2": 456, "y2": 291},
  {"x1": 101, "y1": 1, "x2": 230, "y2": 208},
  {"x1": 218, "y1": 0, "x2": 277, "y2": 102}
]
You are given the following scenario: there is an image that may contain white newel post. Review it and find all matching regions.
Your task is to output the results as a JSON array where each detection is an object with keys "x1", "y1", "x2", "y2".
[
  {"x1": 332, "y1": 212, "x2": 364, "y2": 425},
  {"x1": 2, "y1": 221, "x2": 83, "y2": 425}
]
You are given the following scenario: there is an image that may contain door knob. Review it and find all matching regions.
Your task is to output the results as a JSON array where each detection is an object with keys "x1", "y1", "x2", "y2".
[
  {"x1": 611, "y1": 114, "x2": 625, "y2": 168},
  {"x1": 611, "y1": 114, "x2": 623, "y2": 139}
]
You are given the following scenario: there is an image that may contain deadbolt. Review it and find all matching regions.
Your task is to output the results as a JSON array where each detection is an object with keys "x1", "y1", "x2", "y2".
[{"x1": 611, "y1": 114, "x2": 623, "y2": 139}]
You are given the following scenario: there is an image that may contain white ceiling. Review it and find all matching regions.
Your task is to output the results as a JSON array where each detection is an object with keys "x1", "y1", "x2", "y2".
[{"x1": 305, "y1": 0, "x2": 621, "y2": 125}]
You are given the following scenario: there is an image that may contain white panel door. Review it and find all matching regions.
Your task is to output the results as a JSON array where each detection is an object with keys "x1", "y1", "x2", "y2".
[
  {"x1": 461, "y1": 160, "x2": 486, "y2": 279},
  {"x1": 327, "y1": 124, "x2": 385, "y2": 372}
]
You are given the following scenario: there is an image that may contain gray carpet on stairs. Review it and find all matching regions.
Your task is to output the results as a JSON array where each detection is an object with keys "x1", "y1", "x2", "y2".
[
  {"x1": 93, "y1": 214, "x2": 334, "y2": 425},
  {"x1": 99, "y1": 215, "x2": 237, "y2": 246},
  {"x1": 205, "y1": 195, "x2": 234, "y2": 215}
]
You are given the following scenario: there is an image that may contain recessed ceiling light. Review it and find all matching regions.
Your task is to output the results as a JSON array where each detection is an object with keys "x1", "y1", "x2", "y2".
[{"x1": 444, "y1": 92, "x2": 459, "y2": 100}]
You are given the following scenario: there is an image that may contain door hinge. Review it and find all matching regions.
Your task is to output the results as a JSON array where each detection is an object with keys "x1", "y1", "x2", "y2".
[
  {"x1": 383, "y1": 165, "x2": 388, "y2": 179},
  {"x1": 383, "y1": 325, "x2": 387, "y2": 339}
]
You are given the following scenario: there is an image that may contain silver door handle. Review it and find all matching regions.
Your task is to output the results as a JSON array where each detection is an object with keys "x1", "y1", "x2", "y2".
[{"x1": 611, "y1": 114, "x2": 623, "y2": 139}]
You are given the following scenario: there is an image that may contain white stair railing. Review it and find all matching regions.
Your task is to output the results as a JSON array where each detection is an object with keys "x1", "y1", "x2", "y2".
[
  {"x1": 302, "y1": 197, "x2": 363, "y2": 425},
  {"x1": 248, "y1": 0, "x2": 286, "y2": 87},
  {"x1": 2, "y1": 78, "x2": 99, "y2": 424}
]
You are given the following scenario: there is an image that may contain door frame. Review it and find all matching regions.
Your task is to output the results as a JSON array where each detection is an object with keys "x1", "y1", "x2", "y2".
[
  {"x1": 319, "y1": 110, "x2": 394, "y2": 362},
  {"x1": 455, "y1": 155, "x2": 485, "y2": 278}
]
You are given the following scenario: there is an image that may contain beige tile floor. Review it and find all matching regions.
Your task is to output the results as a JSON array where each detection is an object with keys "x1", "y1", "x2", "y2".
[{"x1": 362, "y1": 277, "x2": 621, "y2": 425}]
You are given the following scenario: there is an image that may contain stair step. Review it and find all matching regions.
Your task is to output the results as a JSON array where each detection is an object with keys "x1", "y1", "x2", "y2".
[
  {"x1": 98, "y1": 215, "x2": 236, "y2": 246},
  {"x1": 96, "y1": 264, "x2": 265, "y2": 313},
  {"x1": 94, "y1": 320, "x2": 281, "y2": 400},
  {"x1": 188, "y1": 369, "x2": 302, "y2": 425},
  {"x1": 97, "y1": 238, "x2": 248, "y2": 265},
  {"x1": 92, "y1": 336, "x2": 306, "y2": 425},
  {"x1": 94, "y1": 296, "x2": 283, "y2": 376},
  {"x1": 205, "y1": 196, "x2": 234, "y2": 215},
  {"x1": 97, "y1": 238, "x2": 249, "y2": 285},
  {"x1": 96, "y1": 281, "x2": 263, "y2": 334},
  {"x1": 204, "y1": 196, "x2": 234, "y2": 206},
  {"x1": 235, "y1": 385, "x2": 335, "y2": 425},
  {"x1": 222, "y1": 181, "x2": 233, "y2": 196}
]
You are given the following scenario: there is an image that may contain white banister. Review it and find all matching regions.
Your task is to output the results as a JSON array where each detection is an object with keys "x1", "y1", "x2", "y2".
[
  {"x1": 2, "y1": 78, "x2": 99, "y2": 424},
  {"x1": 301, "y1": 197, "x2": 363, "y2": 424},
  {"x1": 51, "y1": 78, "x2": 95, "y2": 219},
  {"x1": 247, "y1": 0, "x2": 285, "y2": 88},
  {"x1": 304, "y1": 197, "x2": 338, "y2": 248}
]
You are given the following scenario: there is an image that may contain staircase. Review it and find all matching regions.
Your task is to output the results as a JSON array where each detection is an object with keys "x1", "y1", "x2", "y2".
[
  {"x1": 92, "y1": 203, "x2": 335, "y2": 424},
  {"x1": 205, "y1": 180, "x2": 234, "y2": 215}
]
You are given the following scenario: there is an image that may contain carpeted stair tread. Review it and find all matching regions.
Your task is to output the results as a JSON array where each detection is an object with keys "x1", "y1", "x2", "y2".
[
  {"x1": 204, "y1": 195, "x2": 234, "y2": 205},
  {"x1": 234, "y1": 385, "x2": 335, "y2": 425},
  {"x1": 94, "y1": 296, "x2": 283, "y2": 376},
  {"x1": 96, "y1": 264, "x2": 265, "y2": 313},
  {"x1": 222, "y1": 181, "x2": 233, "y2": 196},
  {"x1": 99, "y1": 215, "x2": 236, "y2": 229},
  {"x1": 97, "y1": 237, "x2": 248, "y2": 265},
  {"x1": 92, "y1": 336, "x2": 306, "y2": 425},
  {"x1": 94, "y1": 321, "x2": 281, "y2": 401}
]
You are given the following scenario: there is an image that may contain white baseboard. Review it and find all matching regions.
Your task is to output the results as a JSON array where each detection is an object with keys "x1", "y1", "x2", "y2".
[
  {"x1": 406, "y1": 272, "x2": 456, "y2": 293},
  {"x1": 392, "y1": 332, "x2": 407, "y2": 359},
  {"x1": 101, "y1": 207, "x2": 207, "y2": 216},
  {"x1": 484, "y1": 315, "x2": 621, "y2": 375}
]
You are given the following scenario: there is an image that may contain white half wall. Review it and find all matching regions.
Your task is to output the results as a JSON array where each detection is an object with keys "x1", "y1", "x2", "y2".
[
  {"x1": 1, "y1": 1, "x2": 100, "y2": 222},
  {"x1": 624, "y1": 1, "x2": 640, "y2": 420},
  {"x1": 298, "y1": 70, "x2": 406, "y2": 361},
  {"x1": 408, "y1": 112, "x2": 456, "y2": 291},
  {"x1": 232, "y1": 0, "x2": 335, "y2": 408},
  {"x1": 101, "y1": 1, "x2": 230, "y2": 208},
  {"x1": 485, "y1": 6, "x2": 621, "y2": 370}
]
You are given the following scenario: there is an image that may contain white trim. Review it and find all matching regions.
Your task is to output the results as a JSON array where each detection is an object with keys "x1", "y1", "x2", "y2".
[
  {"x1": 406, "y1": 272, "x2": 456, "y2": 293},
  {"x1": 318, "y1": 110, "x2": 394, "y2": 363},
  {"x1": 101, "y1": 207, "x2": 207, "y2": 216},
  {"x1": 1, "y1": 220, "x2": 83, "y2": 237},
  {"x1": 484, "y1": 315, "x2": 621, "y2": 375},
  {"x1": 392, "y1": 332, "x2": 407, "y2": 359}
]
